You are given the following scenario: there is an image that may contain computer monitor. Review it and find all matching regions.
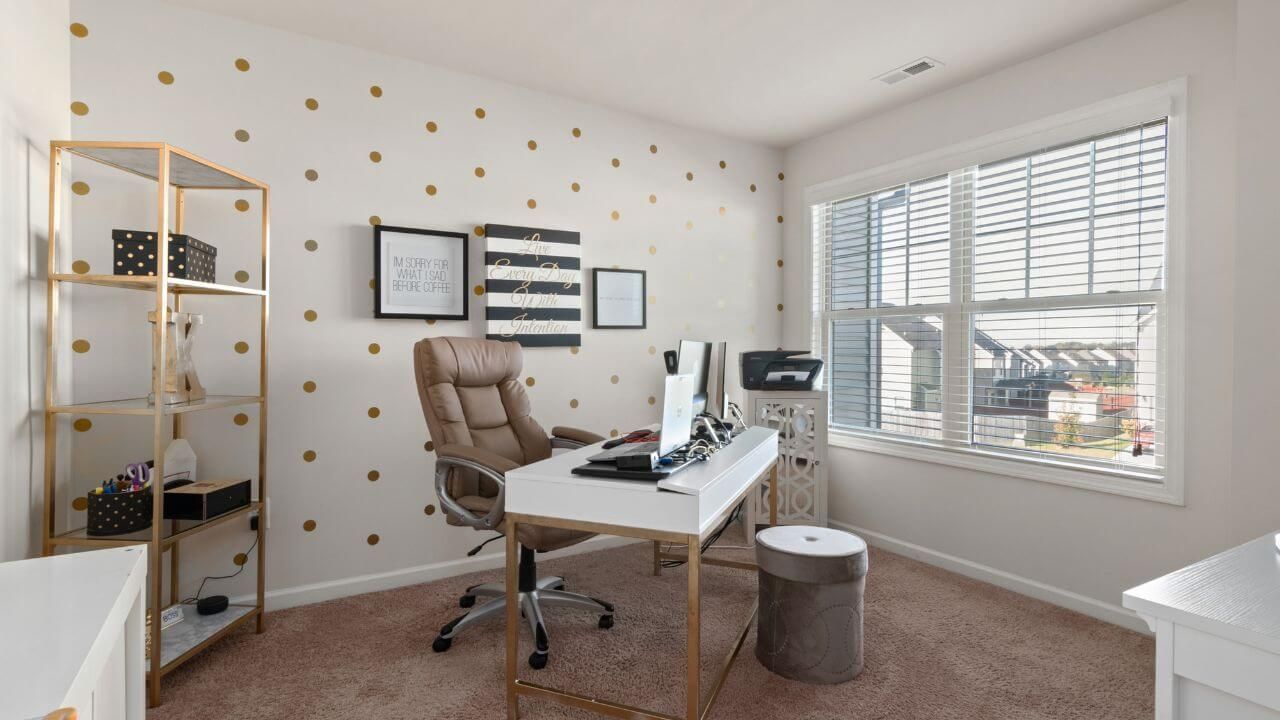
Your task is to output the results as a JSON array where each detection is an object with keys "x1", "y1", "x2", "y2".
[{"x1": 677, "y1": 340, "x2": 712, "y2": 416}]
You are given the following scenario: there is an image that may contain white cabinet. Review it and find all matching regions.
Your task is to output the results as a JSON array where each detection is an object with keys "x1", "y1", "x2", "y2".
[
  {"x1": 1, "y1": 546, "x2": 147, "y2": 720},
  {"x1": 744, "y1": 389, "x2": 828, "y2": 526}
]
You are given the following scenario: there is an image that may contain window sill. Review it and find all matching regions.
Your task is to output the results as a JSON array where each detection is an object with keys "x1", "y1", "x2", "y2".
[{"x1": 828, "y1": 429, "x2": 1184, "y2": 506}]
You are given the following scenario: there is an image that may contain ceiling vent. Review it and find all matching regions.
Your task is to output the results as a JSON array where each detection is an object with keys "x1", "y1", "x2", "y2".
[{"x1": 875, "y1": 57, "x2": 943, "y2": 85}]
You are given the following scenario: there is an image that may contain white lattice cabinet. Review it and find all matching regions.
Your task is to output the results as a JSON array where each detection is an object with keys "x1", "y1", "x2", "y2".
[{"x1": 744, "y1": 390, "x2": 828, "y2": 526}]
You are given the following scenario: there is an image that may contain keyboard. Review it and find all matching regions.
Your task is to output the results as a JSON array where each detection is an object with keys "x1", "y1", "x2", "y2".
[
  {"x1": 587, "y1": 441, "x2": 658, "y2": 464},
  {"x1": 572, "y1": 454, "x2": 701, "y2": 481}
]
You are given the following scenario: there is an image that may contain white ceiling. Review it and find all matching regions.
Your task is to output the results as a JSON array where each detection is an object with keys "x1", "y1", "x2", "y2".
[{"x1": 161, "y1": 0, "x2": 1179, "y2": 147}]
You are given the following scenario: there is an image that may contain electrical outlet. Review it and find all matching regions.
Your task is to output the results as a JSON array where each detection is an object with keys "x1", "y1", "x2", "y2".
[{"x1": 249, "y1": 512, "x2": 259, "y2": 531}]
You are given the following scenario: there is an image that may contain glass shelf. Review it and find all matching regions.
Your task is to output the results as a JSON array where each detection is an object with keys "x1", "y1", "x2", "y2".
[
  {"x1": 51, "y1": 273, "x2": 265, "y2": 296},
  {"x1": 52, "y1": 501, "x2": 260, "y2": 550},
  {"x1": 49, "y1": 395, "x2": 263, "y2": 416}
]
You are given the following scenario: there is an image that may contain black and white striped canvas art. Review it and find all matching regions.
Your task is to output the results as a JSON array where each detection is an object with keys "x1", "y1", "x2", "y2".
[{"x1": 484, "y1": 224, "x2": 582, "y2": 347}]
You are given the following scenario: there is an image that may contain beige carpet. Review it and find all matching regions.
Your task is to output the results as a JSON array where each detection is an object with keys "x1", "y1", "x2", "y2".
[{"x1": 148, "y1": 541, "x2": 1153, "y2": 719}]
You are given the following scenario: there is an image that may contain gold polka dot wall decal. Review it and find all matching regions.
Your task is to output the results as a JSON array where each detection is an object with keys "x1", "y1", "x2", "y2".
[
  {"x1": 777, "y1": 259, "x2": 784, "y2": 267},
  {"x1": 234, "y1": 413, "x2": 249, "y2": 426},
  {"x1": 777, "y1": 303, "x2": 784, "y2": 311},
  {"x1": 425, "y1": 121, "x2": 438, "y2": 133},
  {"x1": 650, "y1": 144, "x2": 658, "y2": 154},
  {"x1": 473, "y1": 225, "x2": 485, "y2": 236},
  {"x1": 368, "y1": 342, "x2": 381, "y2": 354},
  {"x1": 234, "y1": 199, "x2": 250, "y2": 212},
  {"x1": 686, "y1": 220, "x2": 693, "y2": 230},
  {"x1": 367, "y1": 215, "x2": 384, "y2": 227},
  {"x1": 648, "y1": 295, "x2": 656, "y2": 304},
  {"x1": 570, "y1": 346, "x2": 579, "y2": 354},
  {"x1": 369, "y1": 85, "x2": 383, "y2": 98},
  {"x1": 234, "y1": 553, "x2": 248, "y2": 566},
  {"x1": 424, "y1": 440, "x2": 435, "y2": 452},
  {"x1": 777, "y1": 215, "x2": 784, "y2": 223},
  {"x1": 571, "y1": 182, "x2": 581, "y2": 192},
  {"x1": 369, "y1": 278, "x2": 376, "y2": 289},
  {"x1": 302, "y1": 450, "x2": 317, "y2": 463},
  {"x1": 235, "y1": 270, "x2": 250, "y2": 283},
  {"x1": 648, "y1": 194, "x2": 657, "y2": 204},
  {"x1": 750, "y1": 184, "x2": 757, "y2": 192},
  {"x1": 71, "y1": 259, "x2": 90, "y2": 274},
  {"x1": 70, "y1": 22, "x2": 88, "y2": 38},
  {"x1": 305, "y1": 169, "x2": 318, "y2": 181},
  {"x1": 303, "y1": 519, "x2": 316, "y2": 532},
  {"x1": 610, "y1": 210, "x2": 620, "y2": 221},
  {"x1": 610, "y1": 429, "x2": 619, "y2": 438},
  {"x1": 778, "y1": 172, "x2": 785, "y2": 181},
  {"x1": 648, "y1": 245, "x2": 657, "y2": 255},
  {"x1": 157, "y1": 71, "x2": 174, "y2": 85},
  {"x1": 719, "y1": 206, "x2": 726, "y2": 216},
  {"x1": 527, "y1": 198, "x2": 537, "y2": 209},
  {"x1": 475, "y1": 107, "x2": 486, "y2": 119},
  {"x1": 235, "y1": 57, "x2": 250, "y2": 72},
  {"x1": 304, "y1": 309, "x2": 317, "y2": 322},
  {"x1": 611, "y1": 158, "x2": 620, "y2": 168},
  {"x1": 368, "y1": 470, "x2": 379, "y2": 481},
  {"x1": 719, "y1": 160, "x2": 727, "y2": 169},
  {"x1": 610, "y1": 374, "x2": 619, "y2": 384},
  {"x1": 527, "y1": 139, "x2": 537, "y2": 150},
  {"x1": 425, "y1": 319, "x2": 436, "y2": 326},
  {"x1": 473, "y1": 284, "x2": 485, "y2": 296},
  {"x1": 368, "y1": 406, "x2": 380, "y2": 418},
  {"x1": 73, "y1": 418, "x2": 92, "y2": 432},
  {"x1": 474, "y1": 166, "x2": 485, "y2": 178},
  {"x1": 234, "y1": 341, "x2": 250, "y2": 354},
  {"x1": 648, "y1": 345, "x2": 656, "y2": 354},
  {"x1": 648, "y1": 396, "x2": 656, "y2": 405},
  {"x1": 525, "y1": 377, "x2": 535, "y2": 387},
  {"x1": 72, "y1": 339, "x2": 90, "y2": 353},
  {"x1": 425, "y1": 184, "x2": 437, "y2": 196},
  {"x1": 303, "y1": 380, "x2": 317, "y2": 393},
  {"x1": 569, "y1": 398, "x2": 579, "y2": 408},
  {"x1": 367, "y1": 533, "x2": 380, "y2": 545},
  {"x1": 305, "y1": 97, "x2": 319, "y2": 110},
  {"x1": 70, "y1": 101, "x2": 89, "y2": 116},
  {"x1": 369, "y1": 151, "x2": 382, "y2": 163},
  {"x1": 424, "y1": 504, "x2": 436, "y2": 516},
  {"x1": 72, "y1": 496, "x2": 88, "y2": 511},
  {"x1": 686, "y1": 171, "x2": 694, "y2": 181},
  {"x1": 71, "y1": 181, "x2": 90, "y2": 196},
  {"x1": 572, "y1": 127, "x2": 581, "y2": 138},
  {"x1": 305, "y1": 239, "x2": 318, "y2": 252}
]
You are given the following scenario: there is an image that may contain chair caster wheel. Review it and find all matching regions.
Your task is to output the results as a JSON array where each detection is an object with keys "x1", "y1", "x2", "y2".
[
  {"x1": 598, "y1": 615, "x2": 614, "y2": 629},
  {"x1": 432, "y1": 636, "x2": 452, "y2": 653},
  {"x1": 459, "y1": 595, "x2": 476, "y2": 608},
  {"x1": 528, "y1": 652, "x2": 548, "y2": 670}
]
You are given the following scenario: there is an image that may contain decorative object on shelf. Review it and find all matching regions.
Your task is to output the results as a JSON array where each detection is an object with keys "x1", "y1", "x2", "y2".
[
  {"x1": 112, "y1": 229, "x2": 217, "y2": 282},
  {"x1": 147, "y1": 309, "x2": 206, "y2": 405},
  {"x1": 745, "y1": 389, "x2": 829, "y2": 526},
  {"x1": 86, "y1": 460, "x2": 155, "y2": 536},
  {"x1": 591, "y1": 268, "x2": 646, "y2": 329},
  {"x1": 163, "y1": 477, "x2": 251, "y2": 521},
  {"x1": 484, "y1": 223, "x2": 581, "y2": 346},
  {"x1": 163, "y1": 438, "x2": 197, "y2": 484},
  {"x1": 373, "y1": 225, "x2": 468, "y2": 320},
  {"x1": 159, "y1": 604, "x2": 185, "y2": 630}
]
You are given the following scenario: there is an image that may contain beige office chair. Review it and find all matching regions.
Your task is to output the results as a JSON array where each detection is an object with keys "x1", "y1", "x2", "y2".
[{"x1": 413, "y1": 336, "x2": 613, "y2": 669}]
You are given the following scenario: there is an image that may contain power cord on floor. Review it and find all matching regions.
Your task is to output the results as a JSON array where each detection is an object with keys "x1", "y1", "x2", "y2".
[{"x1": 181, "y1": 533, "x2": 259, "y2": 604}]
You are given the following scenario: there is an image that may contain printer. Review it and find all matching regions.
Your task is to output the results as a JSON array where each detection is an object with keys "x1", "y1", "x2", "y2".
[{"x1": 740, "y1": 351, "x2": 823, "y2": 391}]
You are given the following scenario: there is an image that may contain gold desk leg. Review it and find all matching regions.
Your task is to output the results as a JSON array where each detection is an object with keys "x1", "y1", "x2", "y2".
[
  {"x1": 686, "y1": 532, "x2": 701, "y2": 720},
  {"x1": 652, "y1": 540, "x2": 662, "y2": 576},
  {"x1": 769, "y1": 462, "x2": 778, "y2": 527},
  {"x1": 506, "y1": 522, "x2": 520, "y2": 720}
]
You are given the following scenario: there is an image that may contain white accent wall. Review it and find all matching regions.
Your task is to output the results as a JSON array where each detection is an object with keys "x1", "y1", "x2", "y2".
[{"x1": 782, "y1": 0, "x2": 1279, "y2": 626}]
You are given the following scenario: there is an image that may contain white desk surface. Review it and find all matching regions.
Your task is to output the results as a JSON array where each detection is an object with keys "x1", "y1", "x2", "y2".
[
  {"x1": 1123, "y1": 532, "x2": 1280, "y2": 655},
  {"x1": 0, "y1": 546, "x2": 147, "y2": 719},
  {"x1": 506, "y1": 426, "x2": 778, "y2": 538}
]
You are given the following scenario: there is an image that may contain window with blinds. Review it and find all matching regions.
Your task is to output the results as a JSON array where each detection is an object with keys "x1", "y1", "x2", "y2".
[{"x1": 812, "y1": 118, "x2": 1168, "y2": 482}]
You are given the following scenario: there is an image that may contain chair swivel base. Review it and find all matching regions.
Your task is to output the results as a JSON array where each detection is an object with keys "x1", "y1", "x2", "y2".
[{"x1": 431, "y1": 547, "x2": 614, "y2": 669}]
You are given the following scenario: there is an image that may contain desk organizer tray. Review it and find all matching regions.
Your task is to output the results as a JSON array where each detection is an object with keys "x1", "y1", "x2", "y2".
[
  {"x1": 86, "y1": 487, "x2": 153, "y2": 536},
  {"x1": 112, "y1": 229, "x2": 217, "y2": 283}
]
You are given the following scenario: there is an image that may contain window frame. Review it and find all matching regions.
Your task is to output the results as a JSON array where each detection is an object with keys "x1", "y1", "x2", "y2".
[{"x1": 805, "y1": 80, "x2": 1187, "y2": 505}]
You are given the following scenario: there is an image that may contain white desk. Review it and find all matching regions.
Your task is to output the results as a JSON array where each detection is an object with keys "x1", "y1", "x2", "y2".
[
  {"x1": 503, "y1": 426, "x2": 779, "y2": 720},
  {"x1": 1123, "y1": 533, "x2": 1280, "y2": 720},
  {"x1": 0, "y1": 546, "x2": 148, "y2": 720}
]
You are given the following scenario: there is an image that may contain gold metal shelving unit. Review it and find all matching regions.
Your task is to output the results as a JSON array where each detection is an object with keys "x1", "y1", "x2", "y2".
[{"x1": 41, "y1": 141, "x2": 269, "y2": 707}]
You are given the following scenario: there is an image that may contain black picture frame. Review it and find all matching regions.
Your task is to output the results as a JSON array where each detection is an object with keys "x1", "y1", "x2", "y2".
[
  {"x1": 591, "y1": 268, "x2": 647, "y2": 329},
  {"x1": 374, "y1": 225, "x2": 469, "y2": 320}
]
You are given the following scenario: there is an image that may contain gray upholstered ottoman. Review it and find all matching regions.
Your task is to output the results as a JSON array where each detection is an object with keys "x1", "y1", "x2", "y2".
[{"x1": 755, "y1": 526, "x2": 868, "y2": 684}]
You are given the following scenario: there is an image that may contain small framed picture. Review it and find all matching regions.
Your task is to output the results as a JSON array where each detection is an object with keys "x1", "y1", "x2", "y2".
[
  {"x1": 592, "y1": 268, "x2": 646, "y2": 329},
  {"x1": 374, "y1": 225, "x2": 469, "y2": 320}
]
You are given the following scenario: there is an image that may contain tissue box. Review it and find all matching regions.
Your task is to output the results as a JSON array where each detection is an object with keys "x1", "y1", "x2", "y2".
[{"x1": 112, "y1": 229, "x2": 217, "y2": 283}]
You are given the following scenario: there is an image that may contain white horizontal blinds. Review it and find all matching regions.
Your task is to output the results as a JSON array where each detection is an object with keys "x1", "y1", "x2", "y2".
[
  {"x1": 827, "y1": 175, "x2": 951, "y2": 310},
  {"x1": 830, "y1": 315, "x2": 944, "y2": 439},
  {"x1": 972, "y1": 119, "x2": 1168, "y2": 301},
  {"x1": 971, "y1": 305, "x2": 1161, "y2": 473}
]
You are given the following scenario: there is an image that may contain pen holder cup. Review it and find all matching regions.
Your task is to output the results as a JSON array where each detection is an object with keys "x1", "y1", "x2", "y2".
[{"x1": 86, "y1": 487, "x2": 153, "y2": 536}]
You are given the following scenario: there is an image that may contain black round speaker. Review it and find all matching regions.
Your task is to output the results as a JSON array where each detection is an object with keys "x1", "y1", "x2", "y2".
[{"x1": 197, "y1": 595, "x2": 229, "y2": 615}]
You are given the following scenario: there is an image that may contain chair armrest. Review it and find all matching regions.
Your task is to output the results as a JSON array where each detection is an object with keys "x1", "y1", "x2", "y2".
[
  {"x1": 550, "y1": 426, "x2": 605, "y2": 448},
  {"x1": 433, "y1": 444, "x2": 519, "y2": 530}
]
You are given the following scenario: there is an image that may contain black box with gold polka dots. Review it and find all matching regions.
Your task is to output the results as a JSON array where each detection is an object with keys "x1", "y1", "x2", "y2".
[{"x1": 112, "y1": 229, "x2": 218, "y2": 283}]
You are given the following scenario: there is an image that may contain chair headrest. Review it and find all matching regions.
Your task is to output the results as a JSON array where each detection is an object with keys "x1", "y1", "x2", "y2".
[{"x1": 417, "y1": 336, "x2": 522, "y2": 388}]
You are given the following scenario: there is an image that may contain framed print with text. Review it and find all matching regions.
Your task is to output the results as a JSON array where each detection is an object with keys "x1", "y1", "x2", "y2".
[
  {"x1": 374, "y1": 225, "x2": 468, "y2": 320},
  {"x1": 592, "y1": 268, "x2": 646, "y2": 329}
]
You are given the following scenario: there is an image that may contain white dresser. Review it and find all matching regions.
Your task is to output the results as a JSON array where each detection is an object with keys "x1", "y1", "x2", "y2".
[
  {"x1": 0, "y1": 546, "x2": 147, "y2": 720},
  {"x1": 1123, "y1": 533, "x2": 1280, "y2": 720}
]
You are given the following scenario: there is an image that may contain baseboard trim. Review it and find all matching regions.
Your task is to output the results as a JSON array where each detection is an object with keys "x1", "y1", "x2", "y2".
[
  {"x1": 827, "y1": 519, "x2": 1150, "y2": 635},
  {"x1": 232, "y1": 535, "x2": 639, "y2": 612}
]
